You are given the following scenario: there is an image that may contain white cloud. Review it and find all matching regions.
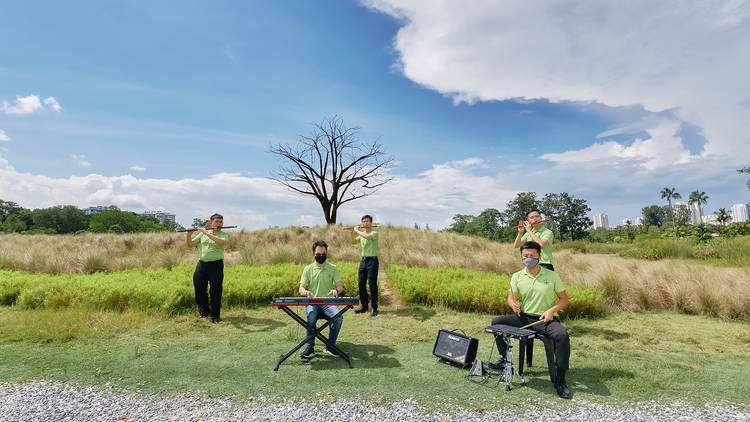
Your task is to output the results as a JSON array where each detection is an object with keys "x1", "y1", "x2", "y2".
[
  {"x1": 364, "y1": 0, "x2": 750, "y2": 158},
  {"x1": 0, "y1": 130, "x2": 10, "y2": 142},
  {"x1": 1, "y1": 94, "x2": 63, "y2": 114},
  {"x1": 0, "y1": 151, "x2": 744, "y2": 230},
  {"x1": 43, "y1": 96, "x2": 63, "y2": 112},
  {"x1": 71, "y1": 154, "x2": 92, "y2": 167},
  {"x1": 542, "y1": 121, "x2": 693, "y2": 171},
  {"x1": 129, "y1": 165, "x2": 146, "y2": 172}
]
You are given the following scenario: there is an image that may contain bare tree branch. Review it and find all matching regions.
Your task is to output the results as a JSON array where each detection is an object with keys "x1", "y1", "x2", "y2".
[{"x1": 269, "y1": 115, "x2": 393, "y2": 224}]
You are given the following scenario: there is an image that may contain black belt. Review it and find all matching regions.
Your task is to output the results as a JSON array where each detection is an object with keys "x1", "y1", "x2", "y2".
[{"x1": 361, "y1": 256, "x2": 378, "y2": 259}]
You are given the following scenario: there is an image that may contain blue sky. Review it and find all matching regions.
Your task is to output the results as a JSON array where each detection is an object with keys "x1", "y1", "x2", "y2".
[{"x1": 1, "y1": 1, "x2": 748, "y2": 229}]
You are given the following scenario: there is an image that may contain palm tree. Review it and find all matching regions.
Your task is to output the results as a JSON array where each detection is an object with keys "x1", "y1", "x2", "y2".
[
  {"x1": 714, "y1": 208, "x2": 730, "y2": 226},
  {"x1": 660, "y1": 187, "x2": 682, "y2": 228},
  {"x1": 688, "y1": 190, "x2": 709, "y2": 223}
]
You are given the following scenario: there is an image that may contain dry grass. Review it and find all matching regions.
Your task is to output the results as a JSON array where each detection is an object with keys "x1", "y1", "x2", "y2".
[
  {"x1": 1, "y1": 227, "x2": 748, "y2": 318},
  {"x1": 0, "y1": 226, "x2": 520, "y2": 274},
  {"x1": 554, "y1": 250, "x2": 750, "y2": 319}
]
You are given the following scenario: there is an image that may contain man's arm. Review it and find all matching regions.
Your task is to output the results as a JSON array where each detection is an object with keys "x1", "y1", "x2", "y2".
[
  {"x1": 522, "y1": 222, "x2": 549, "y2": 248},
  {"x1": 540, "y1": 290, "x2": 569, "y2": 322},
  {"x1": 198, "y1": 228, "x2": 227, "y2": 245},
  {"x1": 299, "y1": 283, "x2": 312, "y2": 297},
  {"x1": 328, "y1": 281, "x2": 343, "y2": 297},
  {"x1": 353, "y1": 227, "x2": 374, "y2": 240},
  {"x1": 186, "y1": 231, "x2": 198, "y2": 248},
  {"x1": 512, "y1": 223, "x2": 525, "y2": 248},
  {"x1": 507, "y1": 290, "x2": 521, "y2": 315}
]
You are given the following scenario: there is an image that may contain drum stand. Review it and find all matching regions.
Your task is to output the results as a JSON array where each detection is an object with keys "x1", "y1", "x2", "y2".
[{"x1": 495, "y1": 333, "x2": 527, "y2": 391}]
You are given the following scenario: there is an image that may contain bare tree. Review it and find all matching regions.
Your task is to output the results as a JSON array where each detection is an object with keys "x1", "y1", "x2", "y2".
[{"x1": 270, "y1": 116, "x2": 393, "y2": 224}]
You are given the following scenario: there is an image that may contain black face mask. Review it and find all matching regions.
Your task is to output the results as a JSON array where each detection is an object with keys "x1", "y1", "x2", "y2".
[{"x1": 314, "y1": 254, "x2": 327, "y2": 264}]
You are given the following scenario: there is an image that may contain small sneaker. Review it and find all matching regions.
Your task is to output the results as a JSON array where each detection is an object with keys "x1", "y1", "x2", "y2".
[
  {"x1": 322, "y1": 347, "x2": 338, "y2": 356},
  {"x1": 300, "y1": 347, "x2": 316, "y2": 361},
  {"x1": 353, "y1": 307, "x2": 368, "y2": 314},
  {"x1": 211, "y1": 317, "x2": 221, "y2": 324}
]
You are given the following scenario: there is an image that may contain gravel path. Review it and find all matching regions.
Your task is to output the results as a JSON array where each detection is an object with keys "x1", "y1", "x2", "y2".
[{"x1": 1, "y1": 381, "x2": 748, "y2": 422}]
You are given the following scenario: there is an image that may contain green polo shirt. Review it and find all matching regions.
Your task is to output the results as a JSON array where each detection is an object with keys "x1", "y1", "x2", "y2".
[
  {"x1": 510, "y1": 266, "x2": 566, "y2": 316},
  {"x1": 521, "y1": 226, "x2": 554, "y2": 264},
  {"x1": 300, "y1": 261, "x2": 342, "y2": 297},
  {"x1": 192, "y1": 230, "x2": 229, "y2": 262},
  {"x1": 356, "y1": 229, "x2": 379, "y2": 257}
]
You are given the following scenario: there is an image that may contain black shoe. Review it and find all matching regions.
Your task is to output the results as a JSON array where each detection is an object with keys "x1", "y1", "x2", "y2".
[
  {"x1": 300, "y1": 347, "x2": 316, "y2": 361},
  {"x1": 211, "y1": 317, "x2": 221, "y2": 324},
  {"x1": 555, "y1": 368, "x2": 571, "y2": 399},
  {"x1": 370, "y1": 308, "x2": 378, "y2": 316},
  {"x1": 198, "y1": 314, "x2": 208, "y2": 319},
  {"x1": 353, "y1": 307, "x2": 368, "y2": 314}
]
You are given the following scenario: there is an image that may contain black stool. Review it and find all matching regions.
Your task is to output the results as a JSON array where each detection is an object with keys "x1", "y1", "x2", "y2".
[{"x1": 525, "y1": 332, "x2": 557, "y2": 383}]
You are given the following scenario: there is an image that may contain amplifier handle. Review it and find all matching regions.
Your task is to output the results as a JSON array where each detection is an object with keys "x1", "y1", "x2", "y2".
[{"x1": 451, "y1": 328, "x2": 468, "y2": 336}]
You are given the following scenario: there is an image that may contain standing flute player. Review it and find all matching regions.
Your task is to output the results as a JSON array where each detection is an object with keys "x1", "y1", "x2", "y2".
[
  {"x1": 348, "y1": 214, "x2": 379, "y2": 316},
  {"x1": 513, "y1": 209, "x2": 555, "y2": 271},
  {"x1": 186, "y1": 213, "x2": 229, "y2": 324}
]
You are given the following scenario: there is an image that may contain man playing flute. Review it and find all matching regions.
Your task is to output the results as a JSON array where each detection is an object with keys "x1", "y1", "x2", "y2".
[
  {"x1": 349, "y1": 214, "x2": 379, "y2": 316},
  {"x1": 186, "y1": 213, "x2": 229, "y2": 324},
  {"x1": 513, "y1": 209, "x2": 555, "y2": 271}
]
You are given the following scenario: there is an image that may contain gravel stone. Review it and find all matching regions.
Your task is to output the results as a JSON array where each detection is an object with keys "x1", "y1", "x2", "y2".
[{"x1": 1, "y1": 381, "x2": 748, "y2": 422}]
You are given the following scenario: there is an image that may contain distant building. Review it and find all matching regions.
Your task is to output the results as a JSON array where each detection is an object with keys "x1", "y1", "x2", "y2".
[
  {"x1": 593, "y1": 213, "x2": 609, "y2": 230},
  {"x1": 621, "y1": 218, "x2": 633, "y2": 226},
  {"x1": 731, "y1": 203, "x2": 749, "y2": 223},
  {"x1": 702, "y1": 214, "x2": 719, "y2": 225},
  {"x1": 83, "y1": 205, "x2": 109, "y2": 215},
  {"x1": 142, "y1": 210, "x2": 176, "y2": 226},
  {"x1": 634, "y1": 217, "x2": 644, "y2": 225}
]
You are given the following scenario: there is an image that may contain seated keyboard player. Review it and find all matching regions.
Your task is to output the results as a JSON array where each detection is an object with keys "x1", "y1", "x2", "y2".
[{"x1": 298, "y1": 240, "x2": 344, "y2": 361}]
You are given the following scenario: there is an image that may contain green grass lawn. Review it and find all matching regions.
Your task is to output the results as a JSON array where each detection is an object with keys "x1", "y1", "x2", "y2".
[{"x1": 1, "y1": 305, "x2": 748, "y2": 411}]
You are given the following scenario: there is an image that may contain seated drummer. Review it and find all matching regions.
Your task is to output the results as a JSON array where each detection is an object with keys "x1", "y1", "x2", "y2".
[
  {"x1": 491, "y1": 241, "x2": 571, "y2": 399},
  {"x1": 298, "y1": 240, "x2": 344, "y2": 361}
]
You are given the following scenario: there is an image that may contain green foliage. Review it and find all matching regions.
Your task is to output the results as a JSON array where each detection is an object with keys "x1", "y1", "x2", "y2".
[
  {"x1": 738, "y1": 166, "x2": 750, "y2": 190},
  {"x1": 641, "y1": 205, "x2": 666, "y2": 227},
  {"x1": 444, "y1": 208, "x2": 503, "y2": 240},
  {"x1": 540, "y1": 192, "x2": 592, "y2": 241},
  {"x1": 31, "y1": 205, "x2": 89, "y2": 234},
  {"x1": 387, "y1": 265, "x2": 606, "y2": 317},
  {"x1": 0, "y1": 262, "x2": 361, "y2": 313},
  {"x1": 89, "y1": 209, "x2": 171, "y2": 233}
]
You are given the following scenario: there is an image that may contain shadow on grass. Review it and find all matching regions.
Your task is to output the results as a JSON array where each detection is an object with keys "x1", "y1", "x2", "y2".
[
  {"x1": 309, "y1": 341, "x2": 401, "y2": 370},
  {"x1": 393, "y1": 306, "x2": 437, "y2": 321},
  {"x1": 569, "y1": 326, "x2": 629, "y2": 341},
  {"x1": 223, "y1": 315, "x2": 285, "y2": 333}
]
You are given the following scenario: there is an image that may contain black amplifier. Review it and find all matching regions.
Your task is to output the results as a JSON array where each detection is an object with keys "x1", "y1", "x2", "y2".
[{"x1": 432, "y1": 329, "x2": 478, "y2": 367}]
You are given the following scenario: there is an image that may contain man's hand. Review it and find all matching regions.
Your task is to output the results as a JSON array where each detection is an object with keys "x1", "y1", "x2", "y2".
[
  {"x1": 523, "y1": 221, "x2": 533, "y2": 233},
  {"x1": 198, "y1": 227, "x2": 208, "y2": 234},
  {"x1": 302, "y1": 290, "x2": 313, "y2": 297},
  {"x1": 540, "y1": 309, "x2": 555, "y2": 322},
  {"x1": 328, "y1": 289, "x2": 338, "y2": 297},
  {"x1": 510, "y1": 301, "x2": 521, "y2": 315}
]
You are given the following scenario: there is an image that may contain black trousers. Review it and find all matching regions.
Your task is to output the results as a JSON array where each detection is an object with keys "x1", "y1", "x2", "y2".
[
  {"x1": 540, "y1": 263, "x2": 555, "y2": 271},
  {"x1": 193, "y1": 259, "x2": 224, "y2": 319},
  {"x1": 357, "y1": 256, "x2": 379, "y2": 309},
  {"x1": 491, "y1": 313, "x2": 570, "y2": 372}
]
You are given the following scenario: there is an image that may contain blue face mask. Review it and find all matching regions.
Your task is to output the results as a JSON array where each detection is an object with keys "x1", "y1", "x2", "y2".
[{"x1": 522, "y1": 257, "x2": 539, "y2": 268}]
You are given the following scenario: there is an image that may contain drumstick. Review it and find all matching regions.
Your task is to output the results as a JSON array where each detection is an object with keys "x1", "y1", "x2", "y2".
[{"x1": 520, "y1": 319, "x2": 546, "y2": 329}]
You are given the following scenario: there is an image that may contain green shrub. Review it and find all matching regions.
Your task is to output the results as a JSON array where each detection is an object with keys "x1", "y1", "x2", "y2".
[
  {"x1": 387, "y1": 265, "x2": 606, "y2": 318},
  {"x1": 0, "y1": 261, "x2": 363, "y2": 313}
]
